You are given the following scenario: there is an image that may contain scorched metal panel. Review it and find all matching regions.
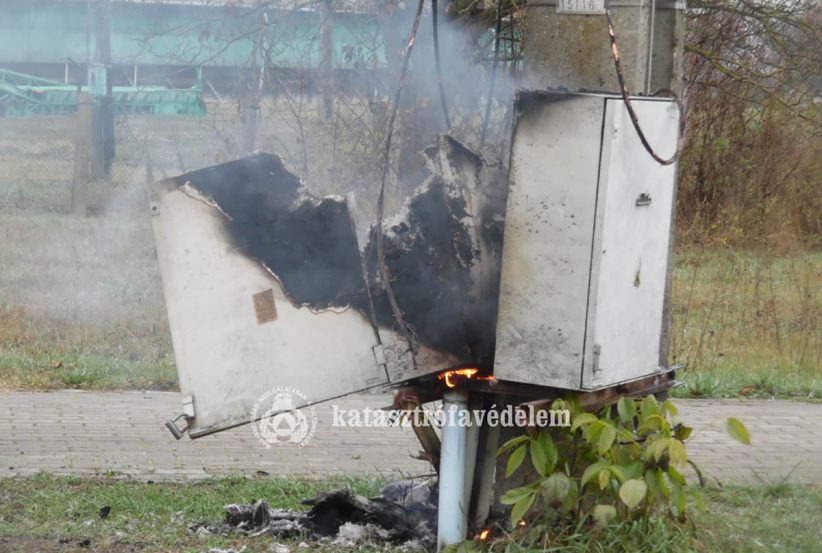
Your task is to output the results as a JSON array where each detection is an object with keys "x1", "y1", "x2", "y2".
[
  {"x1": 493, "y1": 92, "x2": 605, "y2": 389},
  {"x1": 493, "y1": 90, "x2": 679, "y2": 391},
  {"x1": 151, "y1": 157, "x2": 390, "y2": 437}
]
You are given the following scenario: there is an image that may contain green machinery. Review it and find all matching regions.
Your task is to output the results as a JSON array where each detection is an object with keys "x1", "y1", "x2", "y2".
[
  {"x1": 0, "y1": 66, "x2": 206, "y2": 117},
  {"x1": 0, "y1": 1, "x2": 386, "y2": 118}
]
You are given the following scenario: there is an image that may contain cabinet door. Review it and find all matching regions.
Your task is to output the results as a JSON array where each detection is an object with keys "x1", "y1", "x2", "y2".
[
  {"x1": 494, "y1": 92, "x2": 604, "y2": 389},
  {"x1": 583, "y1": 99, "x2": 679, "y2": 388},
  {"x1": 151, "y1": 157, "x2": 390, "y2": 438}
]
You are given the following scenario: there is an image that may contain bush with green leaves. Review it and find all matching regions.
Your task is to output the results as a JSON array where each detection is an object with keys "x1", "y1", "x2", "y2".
[{"x1": 496, "y1": 395, "x2": 750, "y2": 539}]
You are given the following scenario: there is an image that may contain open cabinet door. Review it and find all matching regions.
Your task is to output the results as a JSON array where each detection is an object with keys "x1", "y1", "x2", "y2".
[{"x1": 151, "y1": 156, "x2": 389, "y2": 438}]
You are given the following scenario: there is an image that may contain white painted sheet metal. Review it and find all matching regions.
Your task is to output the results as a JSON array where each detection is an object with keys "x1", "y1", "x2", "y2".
[
  {"x1": 149, "y1": 145, "x2": 497, "y2": 437},
  {"x1": 151, "y1": 184, "x2": 389, "y2": 437},
  {"x1": 494, "y1": 90, "x2": 679, "y2": 390},
  {"x1": 583, "y1": 98, "x2": 679, "y2": 388},
  {"x1": 493, "y1": 93, "x2": 604, "y2": 390}
]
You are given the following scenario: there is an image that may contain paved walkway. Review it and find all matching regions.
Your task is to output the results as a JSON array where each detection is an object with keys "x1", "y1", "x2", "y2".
[{"x1": 1, "y1": 392, "x2": 820, "y2": 484}]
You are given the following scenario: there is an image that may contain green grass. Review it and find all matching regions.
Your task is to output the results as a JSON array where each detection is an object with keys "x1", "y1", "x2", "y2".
[
  {"x1": 670, "y1": 366, "x2": 822, "y2": 400},
  {"x1": 0, "y1": 474, "x2": 391, "y2": 552},
  {"x1": 0, "y1": 350, "x2": 177, "y2": 391},
  {"x1": 670, "y1": 247, "x2": 821, "y2": 400},
  {"x1": 690, "y1": 483, "x2": 822, "y2": 552},
  {"x1": 483, "y1": 514, "x2": 693, "y2": 553},
  {"x1": 0, "y1": 303, "x2": 176, "y2": 391},
  {"x1": 486, "y1": 484, "x2": 822, "y2": 552},
  {"x1": 0, "y1": 233, "x2": 818, "y2": 395},
  {"x1": 1, "y1": 476, "x2": 820, "y2": 552}
]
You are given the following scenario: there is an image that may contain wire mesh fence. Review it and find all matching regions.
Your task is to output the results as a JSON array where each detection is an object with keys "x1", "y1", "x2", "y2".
[
  {"x1": 0, "y1": 89, "x2": 510, "y2": 219},
  {"x1": 0, "y1": 116, "x2": 75, "y2": 213},
  {"x1": 0, "y1": 106, "x2": 263, "y2": 215}
]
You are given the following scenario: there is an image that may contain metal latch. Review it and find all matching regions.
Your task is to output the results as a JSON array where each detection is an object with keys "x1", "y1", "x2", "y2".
[
  {"x1": 635, "y1": 193, "x2": 652, "y2": 207},
  {"x1": 165, "y1": 395, "x2": 195, "y2": 440}
]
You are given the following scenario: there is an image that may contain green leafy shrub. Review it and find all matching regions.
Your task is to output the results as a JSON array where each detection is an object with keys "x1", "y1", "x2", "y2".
[{"x1": 495, "y1": 395, "x2": 750, "y2": 544}]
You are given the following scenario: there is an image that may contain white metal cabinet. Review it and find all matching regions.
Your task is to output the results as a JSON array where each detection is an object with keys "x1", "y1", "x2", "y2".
[{"x1": 493, "y1": 91, "x2": 679, "y2": 390}]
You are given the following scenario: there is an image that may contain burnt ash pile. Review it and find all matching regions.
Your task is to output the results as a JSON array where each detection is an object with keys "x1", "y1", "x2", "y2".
[
  {"x1": 172, "y1": 137, "x2": 507, "y2": 368},
  {"x1": 192, "y1": 480, "x2": 437, "y2": 549}
]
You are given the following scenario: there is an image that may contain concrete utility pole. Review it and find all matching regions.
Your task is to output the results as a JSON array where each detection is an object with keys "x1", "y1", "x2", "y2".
[
  {"x1": 94, "y1": 0, "x2": 114, "y2": 177},
  {"x1": 72, "y1": 93, "x2": 93, "y2": 215},
  {"x1": 73, "y1": 0, "x2": 114, "y2": 214},
  {"x1": 522, "y1": 0, "x2": 685, "y2": 95}
]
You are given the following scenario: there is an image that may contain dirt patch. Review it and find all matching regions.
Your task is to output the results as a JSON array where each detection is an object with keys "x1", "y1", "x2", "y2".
[{"x1": 0, "y1": 536, "x2": 145, "y2": 553}]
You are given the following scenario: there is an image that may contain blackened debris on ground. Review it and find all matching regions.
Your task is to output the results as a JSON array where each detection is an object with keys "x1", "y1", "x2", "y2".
[{"x1": 190, "y1": 480, "x2": 437, "y2": 550}]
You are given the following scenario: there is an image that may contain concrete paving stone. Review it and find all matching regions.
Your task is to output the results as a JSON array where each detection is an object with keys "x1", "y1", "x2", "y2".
[{"x1": 1, "y1": 392, "x2": 821, "y2": 482}]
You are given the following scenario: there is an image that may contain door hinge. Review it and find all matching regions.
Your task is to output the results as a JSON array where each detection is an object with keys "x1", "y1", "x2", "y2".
[
  {"x1": 372, "y1": 344, "x2": 386, "y2": 367},
  {"x1": 592, "y1": 344, "x2": 602, "y2": 374},
  {"x1": 589, "y1": 343, "x2": 604, "y2": 387},
  {"x1": 182, "y1": 394, "x2": 195, "y2": 417}
]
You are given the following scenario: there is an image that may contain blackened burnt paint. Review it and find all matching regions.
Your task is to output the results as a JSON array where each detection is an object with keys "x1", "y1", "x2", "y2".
[
  {"x1": 171, "y1": 145, "x2": 506, "y2": 369},
  {"x1": 364, "y1": 179, "x2": 480, "y2": 361},
  {"x1": 172, "y1": 154, "x2": 368, "y2": 311}
]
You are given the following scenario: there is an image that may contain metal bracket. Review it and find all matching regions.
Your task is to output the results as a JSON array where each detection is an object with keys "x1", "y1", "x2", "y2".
[
  {"x1": 182, "y1": 394, "x2": 195, "y2": 418},
  {"x1": 636, "y1": 193, "x2": 652, "y2": 206},
  {"x1": 372, "y1": 344, "x2": 386, "y2": 367}
]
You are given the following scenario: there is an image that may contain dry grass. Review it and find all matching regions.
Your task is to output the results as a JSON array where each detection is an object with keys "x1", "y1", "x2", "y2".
[
  {"x1": 0, "y1": 100, "x2": 818, "y2": 395},
  {"x1": 1, "y1": 237, "x2": 818, "y2": 394},
  {"x1": 0, "y1": 210, "x2": 175, "y2": 391},
  {"x1": 0, "y1": 306, "x2": 176, "y2": 391},
  {"x1": 671, "y1": 246, "x2": 822, "y2": 399}
]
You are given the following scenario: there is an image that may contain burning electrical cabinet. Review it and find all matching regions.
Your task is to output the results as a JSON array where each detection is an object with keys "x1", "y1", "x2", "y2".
[
  {"x1": 152, "y1": 89, "x2": 680, "y2": 438},
  {"x1": 152, "y1": 89, "x2": 681, "y2": 550}
]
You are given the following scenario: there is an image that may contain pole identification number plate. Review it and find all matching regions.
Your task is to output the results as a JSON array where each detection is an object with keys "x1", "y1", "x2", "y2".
[{"x1": 557, "y1": 0, "x2": 606, "y2": 14}]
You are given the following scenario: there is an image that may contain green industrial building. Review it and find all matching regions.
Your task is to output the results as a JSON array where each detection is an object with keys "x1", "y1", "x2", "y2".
[{"x1": 0, "y1": 0, "x2": 385, "y2": 115}]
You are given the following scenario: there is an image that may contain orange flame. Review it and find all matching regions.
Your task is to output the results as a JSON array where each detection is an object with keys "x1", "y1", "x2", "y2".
[
  {"x1": 440, "y1": 368, "x2": 477, "y2": 387},
  {"x1": 478, "y1": 529, "x2": 490, "y2": 540},
  {"x1": 437, "y1": 368, "x2": 494, "y2": 388}
]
